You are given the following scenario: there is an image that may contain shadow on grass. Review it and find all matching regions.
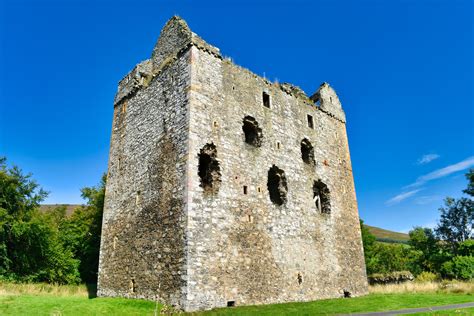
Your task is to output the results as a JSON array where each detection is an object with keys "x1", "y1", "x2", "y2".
[{"x1": 86, "y1": 283, "x2": 97, "y2": 299}]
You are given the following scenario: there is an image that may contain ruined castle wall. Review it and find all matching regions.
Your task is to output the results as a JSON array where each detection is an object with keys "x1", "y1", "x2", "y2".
[
  {"x1": 97, "y1": 49, "x2": 192, "y2": 307},
  {"x1": 184, "y1": 46, "x2": 367, "y2": 311}
]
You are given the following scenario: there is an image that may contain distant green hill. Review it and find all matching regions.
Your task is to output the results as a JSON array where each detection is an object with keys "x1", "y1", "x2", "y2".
[
  {"x1": 39, "y1": 204, "x2": 81, "y2": 216},
  {"x1": 365, "y1": 224, "x2": 410, "y2": 243}
]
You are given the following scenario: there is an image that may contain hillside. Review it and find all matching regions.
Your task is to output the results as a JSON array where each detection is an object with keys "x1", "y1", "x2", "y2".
[
  {"x1": 39, "y1": 204, "x2": 81, "y2": 216},
  {"x1": 366, "y1": 224, "x2": 409, "y2": 242}
]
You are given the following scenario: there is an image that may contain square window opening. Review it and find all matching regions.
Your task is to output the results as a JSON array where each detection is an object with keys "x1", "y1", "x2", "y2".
[{"x1": 263, "y1": 92, "x2": 270, "y2": 108}]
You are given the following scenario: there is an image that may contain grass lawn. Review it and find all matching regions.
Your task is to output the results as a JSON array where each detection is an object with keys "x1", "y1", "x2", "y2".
[
  {"x1": 1, "y1": 292, "x2": 473, "y2": 315},
  {"x1": 0, "y1": 295, "x2": 158, "y2": 316}
]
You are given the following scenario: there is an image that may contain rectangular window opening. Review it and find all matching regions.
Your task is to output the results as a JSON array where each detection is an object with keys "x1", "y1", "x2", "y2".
[
  {"x1": 277, "y1": 142, "x2": 281, "y2": 149},
  {"x1": 307, "y1": 114, "x2": 314, "y2": 129},
  {"x1": 243, "y1": 186, "x2": 248, "y2": 195},
  {"x1": 262, "y1": 92, "x2": 270, "y2": 108},
  {"x1": 227, "y1": 301, "x2": 236, "y2": 307}
]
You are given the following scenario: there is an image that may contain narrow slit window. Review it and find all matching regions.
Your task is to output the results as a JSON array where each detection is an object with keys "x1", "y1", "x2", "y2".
[
  {"x1": 307, "y1": 114, "x2": 314, "y2": 129},
  {"x1": 262, "y1": 92, "x2": 270, "y2": 108},
  {"x1": 243, "y1": 186, "x2": 248, "y2": 195}
]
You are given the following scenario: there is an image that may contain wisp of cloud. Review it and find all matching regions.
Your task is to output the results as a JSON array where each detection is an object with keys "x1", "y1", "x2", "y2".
[
  {"x1": 386, "y1": 189, "x2": 422, "y2": 206},
  {"x1": 408, "y1": 156, "x2": 474, "y2": 188},
  {"x1": 417, "y1": 153, "x2": 440, "y2": 165}
]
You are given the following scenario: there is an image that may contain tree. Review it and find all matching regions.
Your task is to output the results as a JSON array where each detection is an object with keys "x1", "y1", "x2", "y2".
[
  {"x1": 435, "y1": 197, "x2": 473, "y2": 250},
  {"x1": 408, "y1": 227, "x2": 448, "y2": 274},
  {"x1": 365, "y1": 242, "x2": 413, "y2": 275},
  {"x1": 0, "y1": 157, "x2": 80, "y2": 283},
  {"x1": 61, "y1": 174, "x2": 106, "y2": 283},
  {"x1": 464, "y1": 168, "x2": 474, "y2": 197},
  {"x1": 360, "y1": 220, "x2": 376, "y2": 254}
]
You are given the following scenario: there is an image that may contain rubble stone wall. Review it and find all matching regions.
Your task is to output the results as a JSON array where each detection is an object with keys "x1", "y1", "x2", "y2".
[
  {"x1": 97, "y1": 48, "x2": 191, "y2": 308},
  {"x1": 184, "y1": 45, "x2": 367, "y2": 311}
]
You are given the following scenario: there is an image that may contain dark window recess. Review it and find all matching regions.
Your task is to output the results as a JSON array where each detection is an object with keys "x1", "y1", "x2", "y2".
[
  {"x1": 130, "y1": 279, "x2": 136, "y2": 293},
  {"x1": 243, "y1": 186, "x2": 248, "y2": 195},
  {"x1": 267, "y1": 165, "x2": 288, "y2": 205},
  {"x1": 301, "y1": 138, "x2": 315, "y2": 165},
  {"x1": 313, "y1": 180, "x2": 331, "y2": 214},
  {"x1": 227, "y1": 301, "x2": 236, "y2": 307},
  {"x1": 344, "y1": 290, "x2": 351, "y2": 298},
  {"x1": 307, "y1": 114, "x2": 314, "y2": 129},
  {"x1": 242, "y1": 116, "x2": 263, "y2": 147},
  {"x1": 198, "y1": 143, "x2": 221, "y2": 194},
  {"x1": 297, "y1": 273, "x2": 303, "y2": 285},
  {"x1": 262, "y1": 92, "x2": 271, "y2": 108}
]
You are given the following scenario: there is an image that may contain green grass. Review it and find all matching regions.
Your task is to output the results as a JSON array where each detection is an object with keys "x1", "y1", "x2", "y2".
[
  {"x1": 194, "y1": 293, "x2": 474, "y2": 315},
  {"x1": 0, "y1": 295, "x2": 159, "y2": 316},
  {"x1": 1, "y1": 293, "x2": 473, "y2": 316}
]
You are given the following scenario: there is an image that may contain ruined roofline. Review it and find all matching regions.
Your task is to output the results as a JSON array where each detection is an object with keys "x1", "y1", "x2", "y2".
[{"x1": 113, "y1": 16, "x2": 346, "y2": 123}]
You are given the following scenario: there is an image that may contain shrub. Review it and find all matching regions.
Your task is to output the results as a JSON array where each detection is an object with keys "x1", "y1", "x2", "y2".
[
  {"x1": 458, "y1": 240, "x2": 474, "y2": 256},
  {"x1": 415, "y1": 271, "x2": 438, "y2": 282},
  {"x1": 441, "y1": 256, "x2": 474, "y2": 280}
]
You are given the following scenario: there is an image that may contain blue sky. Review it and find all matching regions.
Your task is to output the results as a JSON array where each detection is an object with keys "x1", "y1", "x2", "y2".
[{"x1": 0, "y1": 0, "x2": 472, "y2": 233}]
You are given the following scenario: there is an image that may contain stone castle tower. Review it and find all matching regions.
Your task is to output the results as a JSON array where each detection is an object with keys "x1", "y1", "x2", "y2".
[{"x1": 97, "y1": 16, "x2": 368, "y2": 311}]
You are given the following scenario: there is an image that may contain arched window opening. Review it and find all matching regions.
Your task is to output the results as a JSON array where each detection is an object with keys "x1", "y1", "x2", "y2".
[
  {"x1": 313, "y1": 180, "x2": 330, "y2": 214},
  {"x1": 198, "y1": 143, "x2": 221, "y2": 194},
  {"x1": 242, "y1": 116, "x2": 263, "y2": 147},
  {"x1": 301, "y1": 138, "x2": 315, "y2": 165},
  {"x1": 267, "y1": 165, "x2": 288, "y2": 205}
]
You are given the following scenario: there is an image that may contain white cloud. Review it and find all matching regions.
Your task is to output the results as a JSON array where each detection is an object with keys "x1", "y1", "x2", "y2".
[
  {"x1": 386, "y1": 189, "x2": 422, "y2": 206},
  {"x1": 417, "y1": 154, "x2": 440, "y2": 165},
  {"x1": 407, "y1": 156, "x2": 474, "y2": 188}
]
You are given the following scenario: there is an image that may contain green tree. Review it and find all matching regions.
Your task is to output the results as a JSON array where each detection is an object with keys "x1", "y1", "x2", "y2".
[
  {"x1": 435, "y1": 197, "x2": 473, "y2": 250},
  {"x1": 441, "y1": 255, "x2": 474, "y2": 280},
  {"x1": 0, "y1": 157, "x2": 80, "y2": 283},
  {"x1": 408, "y1": 227, "x2": 448, "y2": 274},
  {"x1": 360, "y1": 220, "x2": 376, "y2": 272},
  {"x1": 61, "y1": 174, "x2": 106, "y2": 283},
  {"x1": 365, "y1": 242, "x2": 414, "y2": 275},
  {"x1": 464, "y1": 168, "x2": 474, "y2": 197}
]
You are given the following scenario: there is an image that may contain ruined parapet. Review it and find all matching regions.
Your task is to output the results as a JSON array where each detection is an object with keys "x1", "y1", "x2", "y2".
[
  {"x1": 114, "y1": 59, "x2": 153, "y2": 106},
  {"x1": 310, "y1": 82, "x2": 346, "y2": 122},
  {"x1": 114, "y1": 16, "x2": 220, "y2": 106}
]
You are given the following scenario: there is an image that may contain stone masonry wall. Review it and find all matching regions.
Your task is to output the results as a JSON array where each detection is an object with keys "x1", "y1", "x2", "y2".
[
  {"x1": 185, "y1": 45, "x2": 367, "y2": 311},
  {"x1": 97, "y1": 47, "x2": 191, "y2": 307}
]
